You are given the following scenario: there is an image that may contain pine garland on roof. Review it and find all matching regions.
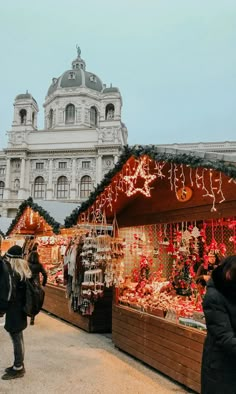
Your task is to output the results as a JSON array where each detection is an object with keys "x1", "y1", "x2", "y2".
[
  {"x1": 6, "y1": 197, "x2": 61, "y2": 236},
  {"x1": 64, "y1": 145, "x2": 236, "y2": 228}
]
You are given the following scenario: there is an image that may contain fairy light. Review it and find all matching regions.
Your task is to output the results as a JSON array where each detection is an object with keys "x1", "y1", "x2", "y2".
[
  {"x1": 189, "y1": 167, "x2": 194, "y2": 187},
  {"x1": 195, "y1": 168, "x2": 202, "y2": 189},
  {"x1": 215, "y1": 172, "x2": 226, "y2": 203},
  {"x1": 173, "y1": 164, "x2": 179, "y2": 197},
  {"x1": 180, "y1": 164, "x2": 185, "y2": 188},
  {"x1": 154, "y1": 161, "x2": 166, "y2": 179},
  {"x1": 201, "y1": 168, "x2": 211, "y2": 197},
  {"x1": 228, "y1": 178, "x2": 236, "y2": 184},
  {"x1": 168, "y1": 162, "x2": 174, "y2": 191},
  {"x1": 209, "y1": 169, "x2": 217, "y2": 212},
  {"x1": 124, "y1": 156, "x2": 157, "y2": 197}
]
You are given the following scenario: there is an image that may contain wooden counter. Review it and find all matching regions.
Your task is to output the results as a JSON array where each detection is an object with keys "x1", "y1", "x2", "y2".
[
  {"x1": 43, "y1": 284, "x2": 112, "y2": 333},
  {"x1": 112, "y1": 304, "x2": 205, "y2": 393}
]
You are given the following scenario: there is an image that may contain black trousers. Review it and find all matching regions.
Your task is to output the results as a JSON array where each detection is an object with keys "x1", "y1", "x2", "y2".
[{"x1": 9, "y1": 331, "x2": 24, "y2": 368}]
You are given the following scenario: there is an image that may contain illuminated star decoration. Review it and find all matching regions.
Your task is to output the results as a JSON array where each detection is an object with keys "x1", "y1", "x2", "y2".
[{"x1": 124, "y1": 157, "x2": 157, "y2": 197}]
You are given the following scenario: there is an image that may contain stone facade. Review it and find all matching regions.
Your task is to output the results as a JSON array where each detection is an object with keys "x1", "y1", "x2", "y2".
[{"x1": 0, "y1": 48, "x2": 128, "y2": 217}]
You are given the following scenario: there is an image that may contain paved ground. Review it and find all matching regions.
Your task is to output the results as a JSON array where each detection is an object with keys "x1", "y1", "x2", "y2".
[{"x1": 0, "y1": 312, "x2": 193, "y2": 394}]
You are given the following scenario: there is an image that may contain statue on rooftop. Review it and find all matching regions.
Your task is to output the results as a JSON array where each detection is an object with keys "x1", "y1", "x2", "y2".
[{"x1": 76, "y1": 45, "x2": 81, "y2": 57}]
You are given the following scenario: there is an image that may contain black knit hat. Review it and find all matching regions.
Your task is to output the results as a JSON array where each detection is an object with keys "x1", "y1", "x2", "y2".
[{"x1": 6, "y1": 245, "x2": 23, "y2": 259}]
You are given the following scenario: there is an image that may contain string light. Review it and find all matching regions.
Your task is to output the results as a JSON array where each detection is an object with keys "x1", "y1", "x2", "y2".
[
  {"x1": 189, "y1": 167, "x2": 194, "y2": 187},
  {"x1": 209, "y1": 169, "x2": 217, "y2": 212},
  {"x1": 215, "y1": 172, "x2": 226, "y2": 203},
  {"x1": 124, "y1": 157, "x2": 157, "y2": 197},
  {"x1": 201, "y1": 168, "x2": 211, "y2": 197},
  {"x1": 168, "y1": 162, "x2": 174, "y2": 191},
  {"x1": 154, "y1": 161, "x2": 166, "y2": 179}
]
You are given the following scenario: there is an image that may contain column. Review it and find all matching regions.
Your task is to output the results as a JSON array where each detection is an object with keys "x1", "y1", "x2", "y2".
[
  {"x1": 47, "y1": 159, "x2": 53, "y2": 199},
  {"x1": 70, "y1": 158, "x2": 77, "y2": 200},
  {"x1": 3, "y1": 158, "x2": 11, "y2": 199},
  {"x1": 96, "y1": 155, "x2": 102, "y2": 185},
  {"x1": 18, "y1": 158, "x2": 26, "y2": 199}
]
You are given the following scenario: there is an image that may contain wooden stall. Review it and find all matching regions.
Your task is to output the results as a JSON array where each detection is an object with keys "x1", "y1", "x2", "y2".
[
  {"x1": 6, "y1": 197, "x2": 113, "y2": 333},
  {"x1": 65, "y1": 146, "x2": 236, "y2": 393}
]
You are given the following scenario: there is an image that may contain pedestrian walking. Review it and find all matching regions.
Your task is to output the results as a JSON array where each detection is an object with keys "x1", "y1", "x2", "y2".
[
  {"x1": 1, "y1": 245, "x2": 31, "y2": 380},
  {"x1": 201, "y1": 255, "x2": 236, "y2": 394},
  {"x1": 27, "y1": 244, "x2": 47, "y2": 325}
]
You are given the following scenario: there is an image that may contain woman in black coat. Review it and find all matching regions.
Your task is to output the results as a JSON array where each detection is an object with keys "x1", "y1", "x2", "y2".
[
  {"x1": 201, "y1": 255, "x2": 236, "y2": 394},
  {"x1": 27, "y1": 249, "x2": 47, "y2": 325},
  {"x1": 1, "y1": 245, "x2": 32, "y2": 381}
]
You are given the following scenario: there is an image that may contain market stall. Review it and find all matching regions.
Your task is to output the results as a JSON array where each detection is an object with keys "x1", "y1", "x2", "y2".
[
  {"x1": 5, "y1": 197, "x2": 114, "y2": 332},
  {"x1": 65, "y1": 145, "x2": 236, "y2": 393}
]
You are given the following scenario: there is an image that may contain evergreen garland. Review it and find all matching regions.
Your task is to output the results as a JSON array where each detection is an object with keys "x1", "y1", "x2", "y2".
[
  {"x1": 65, "y1": 145, "x2": 236, "y2": 228},
  {"x1": 6, "y1": 197, "x2": 61, "y2": 236}
]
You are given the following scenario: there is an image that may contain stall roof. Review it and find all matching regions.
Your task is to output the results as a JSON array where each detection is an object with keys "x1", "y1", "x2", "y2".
[
  {"x1": 0, "y1": 217, "x2": 12, "y2": 236},
  {"x1": 65, "y1": 145, "x2": 236, "y2": 227},
  {"x1": 6, "y1": 198, "x2": 80, "y2": 236}
]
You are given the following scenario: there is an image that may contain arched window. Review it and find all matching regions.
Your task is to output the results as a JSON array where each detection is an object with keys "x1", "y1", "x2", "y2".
[
  {"x1": 34, "y1": 176, "x2": 45, "y2": 199},
  {"x1": 49, "y1": 109, "x2": 53, "y2": 128},
  {"x1": 80, "y1": 176, "x2": 92, "y2": 198},
  {"x1": 19, "y1": 109, "x2": 27, "y2": 125},
  {"x1": 65, "y1": 104, "x2": 75, "y2": 124},
  {"x1": 90, "y1": 106, "x2": 98, "y2": 126},
  {"x1": 105, "y1": 103, "x2": 115, "y2": 120},
  {"x1": 57, "y1": 176, "x2": 69, "y2": 199},
  {"x1": 0, "y1": 181, "x2": 5, "y2": 199}
]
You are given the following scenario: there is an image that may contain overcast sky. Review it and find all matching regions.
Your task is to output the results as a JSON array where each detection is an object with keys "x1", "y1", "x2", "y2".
[{"x1": 0, "y1": 0, "x2": 236, "y2": 150}]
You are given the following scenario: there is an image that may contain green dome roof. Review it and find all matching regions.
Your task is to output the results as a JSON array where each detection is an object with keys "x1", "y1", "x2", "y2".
[
  {"x1": 15, "y1": 92, "x2": 37, "y2": 104},
  {"x1": 47, "y1": 48, "x2": 104, "y2": 96}
]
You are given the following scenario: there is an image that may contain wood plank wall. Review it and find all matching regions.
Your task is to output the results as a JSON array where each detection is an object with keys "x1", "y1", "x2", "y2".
[
  {"x1": 112, "y1": 304, "x2": 205, "y2": 393},
  {"x1": 43, "y1": 285, "x2": 112, "y2": 333}
]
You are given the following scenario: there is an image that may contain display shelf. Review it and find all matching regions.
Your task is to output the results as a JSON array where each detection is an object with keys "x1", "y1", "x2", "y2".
[
  {"x1": 43, "y1": 284, "x2": 112, "y2": 333},
  {"x1": 112, "y1": 304, "x2": 205, "y2": 393}
]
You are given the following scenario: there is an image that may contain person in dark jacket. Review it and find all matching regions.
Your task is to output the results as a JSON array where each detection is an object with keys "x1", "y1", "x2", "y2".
[
  {"x1": 27, "y1": 246, "x2": 47, "y2": 325},
  {"x1": 201, "y1": 255, "x2": 236, "y2": 394},
  {"x1": 1, "y1": 245, "x2": 32, "y2": 380}
]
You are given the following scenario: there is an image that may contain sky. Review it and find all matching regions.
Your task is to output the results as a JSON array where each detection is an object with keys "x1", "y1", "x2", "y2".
[{"x1": 0, "y1": 0, "x2": 236, "y2": 150}]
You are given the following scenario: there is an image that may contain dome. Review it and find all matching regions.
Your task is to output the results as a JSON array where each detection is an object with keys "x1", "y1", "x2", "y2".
[
  {"x1": 15, "y1": 92, "x2": 37, "y2": 104},
  {"x1": 47, "y1": 47, "x2": 103, "y2": 97}
]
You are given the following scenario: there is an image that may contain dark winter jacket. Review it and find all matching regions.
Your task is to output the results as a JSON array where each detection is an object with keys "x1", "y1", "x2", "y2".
[
  {"x1": 29, "y1": 262, "x2": 47, "y2": 286},
  {"x1": 201, "y1": 263, "x2": 236, "y2": 394},
  {"x1": 5, "y1": 270, "x2": 27, "y2": 333},
  {"x1": 0, "y1": 258, "x2": 11, "y2": 313}
]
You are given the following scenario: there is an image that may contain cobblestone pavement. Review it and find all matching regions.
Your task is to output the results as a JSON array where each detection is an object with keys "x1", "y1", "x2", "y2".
[{"x1": 0, "y1": 312, "x2": 192, "y2": 394}]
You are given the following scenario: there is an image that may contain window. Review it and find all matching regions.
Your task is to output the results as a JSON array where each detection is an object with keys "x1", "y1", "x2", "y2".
[
  {"x1": 19, "y1": 109, "x2": 27, "y2": 125},
  {"x1": 90, "y1": 106, "x2": 98, "y2": 126},
  {"x1": 80, "y1": 175, "x2": 92, "y2": 198},
  {"x1": 0, "y1": 166, "x2": 6, "y2": 175},
  {"x1": 65, "y1": 104, "x2": 75, "y2": 124},
  {"x1": 49, "y1": 109, "x2": 53, "y2": 128},
  {"x1": 0, "y1": 181, "x2": 4, "y2": 199},
  {"x1": 59, "y1": 162, "x2": 67, "y2": 169},
  {"x1": 68, "y1": 72, "x2": 75, "y2": 80},
  {"x1": 36, "y1": 162, "x2": 44, "y2": 170},
  {"x1": 82, "y1": 161, "x2": 90, "y2": 169},
  {"x1": 57, "y1": 176, "x2": 69, "y2": 199},
  {"x1": 89, "y1": 75, "x2": 97, "y2": 82},
  {"x1": 34, "y1": 176, "x2": 45, "y2": 199},
  {"x1": 32, "y1": 112, "x2": 35, "y2": 127},
  {"x1": 106, "y1": 103, "x2": 115, "y2": 120}
]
